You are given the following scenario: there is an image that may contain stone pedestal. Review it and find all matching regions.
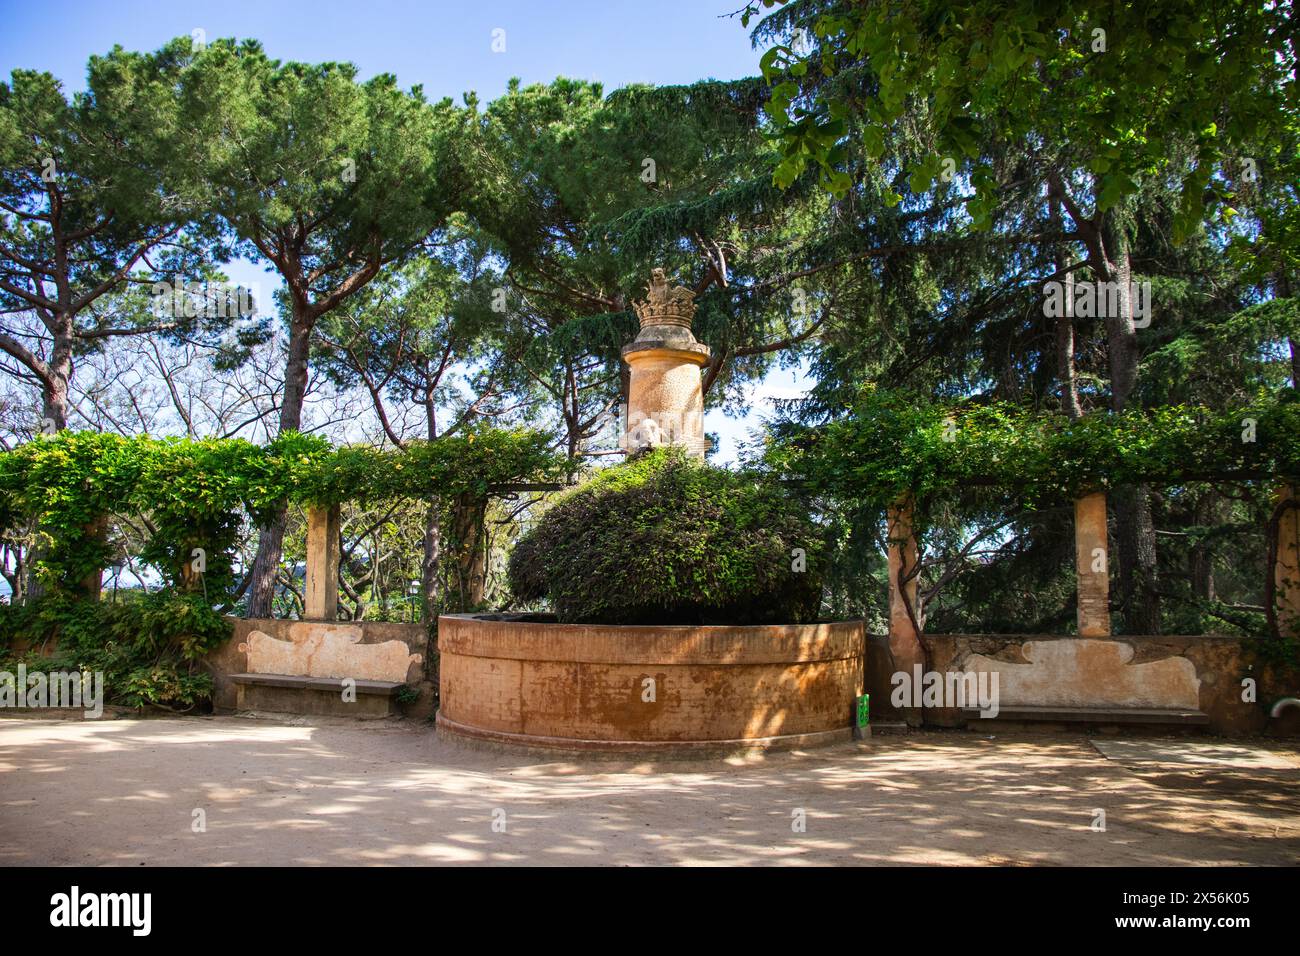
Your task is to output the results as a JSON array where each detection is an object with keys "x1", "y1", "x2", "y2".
[{"x1": 621, "y1": 269, "x2": 711, "y2": 458}]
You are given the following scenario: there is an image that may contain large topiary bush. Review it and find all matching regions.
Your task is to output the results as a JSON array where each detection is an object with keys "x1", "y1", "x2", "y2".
[{"x1": 507, "y1": 448, "x2": 824, "y2": 624}]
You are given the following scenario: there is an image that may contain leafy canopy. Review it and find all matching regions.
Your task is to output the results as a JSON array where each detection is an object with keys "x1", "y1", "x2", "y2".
[{"x1": 750, "y1": 0, "x2": 1298, "y2": 239}]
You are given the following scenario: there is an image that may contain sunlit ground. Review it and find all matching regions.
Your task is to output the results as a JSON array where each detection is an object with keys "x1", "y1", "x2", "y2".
[{"x1": 1, "y1": 716, "x2": 1297, "y2": 866}]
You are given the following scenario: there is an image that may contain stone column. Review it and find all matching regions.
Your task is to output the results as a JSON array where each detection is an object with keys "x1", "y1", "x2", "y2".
[
  {"x1": 303, "y1": 504, "x2": 341, "y2": 621},
  {"x1": 622, "y1": 268, "x2": 711, "y2": 458},
  {"x1": 887, "y1": 497, "x2": 925, "y2": 725},
  {"x1": 1276, "y1": 484, "x2": 1300, "y2": 638},
  {"x1": 1074, "y1": 492, "x2": 1111, "y2": 637}
]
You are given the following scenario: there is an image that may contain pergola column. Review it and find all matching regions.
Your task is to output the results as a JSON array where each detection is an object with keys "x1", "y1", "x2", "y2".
[
  {"x1": 1275, "y1": 483, "x2": 1300, "y2": 638},
  {"x1": 1074, "y1": 492, "x2": 1111, "y2": 637},
  {"x1": 303, "y1": 504, "x2": 341, "y2": 621},
  {"x1": 887, "y1": 496, "x2": 925, "y2": 724}
]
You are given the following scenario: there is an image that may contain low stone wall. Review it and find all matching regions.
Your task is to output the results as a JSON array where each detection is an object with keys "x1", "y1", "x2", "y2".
[
  {"x1": 206, "y1": 620, "x2": 1296, "y2": 737},
  {"x1": 207, "y1": 618, "x2": 434, "y2": 718},
  {"x1": 437, "y1": 614, "x2": 864, "y2": 753},
  {"x1": 866, "y1": 632, "x2": 1297, "y2": 735}
]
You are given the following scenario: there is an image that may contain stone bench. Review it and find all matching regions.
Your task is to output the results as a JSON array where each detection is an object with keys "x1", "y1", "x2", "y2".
[
  {"x1": 230, "y1": 672, "x2": 405, "y2": 718},
  {"x1": 222, "y1": 623, "x2": 423, "y2": 718},
  {"x1": 960, "y1": 704, "x2": 1210, "y2": 728}
]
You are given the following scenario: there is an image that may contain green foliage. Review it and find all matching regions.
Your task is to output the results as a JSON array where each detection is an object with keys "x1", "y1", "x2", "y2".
[
  {"x1": 0, "y1": 426, "x2": 566, "y2": 701},
  {"x1": 504, "y1": 526, "x2": 548, "y2": 604},
  {"x1": 0, "y1": 47, "x2": 240, "y2": 431},
  {"x1": 749, "y1": 0, "x2": 1297, "y2": 244},
  {"x1": 1248, "y1": 635, "x2": 1300, "y2": 671},
  {"x1": 508, "y1": 447, "x2": 823, "y2": 625},
  {"x1": 0, "y1": 51, "x2": 200, "y2": 302},
  {"x1": 176, "y1": 38, "x2": 467, "y2": 289},
  {"x1": 0, "y1": 427, "x2": 568, "y2": 597},
  {"x1": 299, "y1": 428, "x2": 571, "y2": 506},
  {"x1": 0, "y1": 591, "x2": 231, "y2": 709},
  {"x1": 462, "y1": 74, "x2": 832, "y2": 437},
  {"x1": 769, "y1": 388, "x2": 1300, "y2": 514},
  {"x1": 0, "y1": 430, "x2": 134, "y2": 589}
]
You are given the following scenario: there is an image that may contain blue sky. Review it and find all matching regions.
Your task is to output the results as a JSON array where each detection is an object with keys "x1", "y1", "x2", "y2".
[
  {"x1": 0, "y1": 0, "x2": 807, "y2": 461},
  {"x1": 0, "y1": 0, "x2": 763, "y2": 99}
]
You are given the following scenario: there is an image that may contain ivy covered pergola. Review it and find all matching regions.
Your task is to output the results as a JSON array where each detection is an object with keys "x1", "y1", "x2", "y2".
[{"x1": 767, "y1": 389, "x2": 1300, "y2": 659}]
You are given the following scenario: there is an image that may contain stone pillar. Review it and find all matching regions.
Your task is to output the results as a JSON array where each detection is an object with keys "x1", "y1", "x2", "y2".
[
  {"x1": 886, "y1": 497, "x2": 925, "y2": 725},
  {"x1": 1074, "y1": 492, "x2": 1111, "y2": 637},
  {"x1": 303, "y1": 504, "x2": 341, "y2": 621},
  {"x1": 622, "y1": 268, "x2": 711, "y2": 458},
  {"x1": 1276, "y1": 484, "x2": 1300, "y2": 638}
]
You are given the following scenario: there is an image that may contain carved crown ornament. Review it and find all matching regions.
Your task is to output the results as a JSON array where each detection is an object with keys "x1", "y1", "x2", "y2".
[{"x1": 633, "y1": 267, "x2": 696, "y2": 330}]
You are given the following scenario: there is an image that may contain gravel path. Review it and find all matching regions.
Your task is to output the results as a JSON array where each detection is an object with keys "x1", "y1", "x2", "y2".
[{"x1": 2, "y1": 715, "x2": 1297, "y2": 866}]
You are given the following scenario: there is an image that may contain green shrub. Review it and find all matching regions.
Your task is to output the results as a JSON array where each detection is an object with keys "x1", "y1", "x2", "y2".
[
  {"x1": 508, "y1": 448, "x2": 824, "y2": 624},
  {"x1": 0, "y1": 591, "x2": 232, "y2": 710},
  {"x1": 506, "y1": 527, "x2": 548, "y2": 604}
]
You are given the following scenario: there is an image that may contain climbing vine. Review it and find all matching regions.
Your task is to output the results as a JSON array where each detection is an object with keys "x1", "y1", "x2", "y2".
[
  {"x1": 0, "y1": 427, "x2": 569, "y2": 597},
  {"x1": 766, "y1": 388, "x2": 1300, "y2": 510}
]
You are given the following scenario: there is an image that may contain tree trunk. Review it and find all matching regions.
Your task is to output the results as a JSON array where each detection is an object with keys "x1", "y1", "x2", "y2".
[
  {"x1": 278, "y1": 310, "x2": 312, "y2": 433},
  {"x1": 245, "y1": 508, "x2": 287, "y2": 618},
  {"x1": 246, "y1": 307, "x2": 313, "y2": 617},
  {"x1": 1, "y1": 543, "x2": 24, "y2": 605},
  {"x1": 1055, "y1": 300, "x2": 1082, "y2": 419},
  {"x1": 1190, "y1": 491, "x2": 1218, "y2": 602},
  {"x1": 42, "y1": 319, "x2": 74, "y2": 431},
  {"x1": 1102, "y1": 211, "x2": 1161, "y2": 634},
  {"x1": 563, "y1": 361, "x2": 580, "y2": 460},
  {"x1": 1050, "y1": 196, "x2": 1083, "y2": 420},
  {"x1": 1101, "y1": 216, "x2": 1139, "y2": 414},
  {"x1": 449, "y1": 494, "x2": 487, "y2": 612},
  {"x1": 21, "y1": 320, "x2": 76, "y2": 603},
  {"x1": 1281, "y1": 274, "x2": 1297, "y2": 388},
  {"x1": 1111, "y1": 484, "x2": 1161, "y2": 632},
  {"x1": 1267, "y1": 485, "x2": 1300, "y2": 640},
  {"x1": 78, "y1": 514, "x2": 108, "y2": 600},
  {"x1": 421, "y1": 501, "x2": 443, "y2": 618}
]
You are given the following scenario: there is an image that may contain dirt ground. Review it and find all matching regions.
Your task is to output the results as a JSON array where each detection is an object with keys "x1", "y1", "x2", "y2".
[{"x1": 2, "y1": 714, "x2": 1298, "y2": 866}]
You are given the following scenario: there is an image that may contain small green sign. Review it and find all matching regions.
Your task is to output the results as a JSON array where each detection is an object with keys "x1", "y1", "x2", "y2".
[{"x1": 855, "y1": 693, "x2": 870, "y2": 728}]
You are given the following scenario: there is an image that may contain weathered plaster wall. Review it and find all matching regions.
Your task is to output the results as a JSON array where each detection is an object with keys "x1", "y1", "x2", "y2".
[
  {"x1": 206, "y1": 618, "x2": 1296, "y2": 738},
  {"x1": 207, "y1": 617, "x2": 434, "y2": 718},
  {"x1": 866, "y1": 632, "x2": 1295, "y2": 735}
]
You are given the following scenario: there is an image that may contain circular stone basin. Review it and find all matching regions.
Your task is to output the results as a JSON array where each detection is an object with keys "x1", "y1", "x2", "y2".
[{"x1": 436, "y1": 613, "x2": 864, "y2": 754}]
